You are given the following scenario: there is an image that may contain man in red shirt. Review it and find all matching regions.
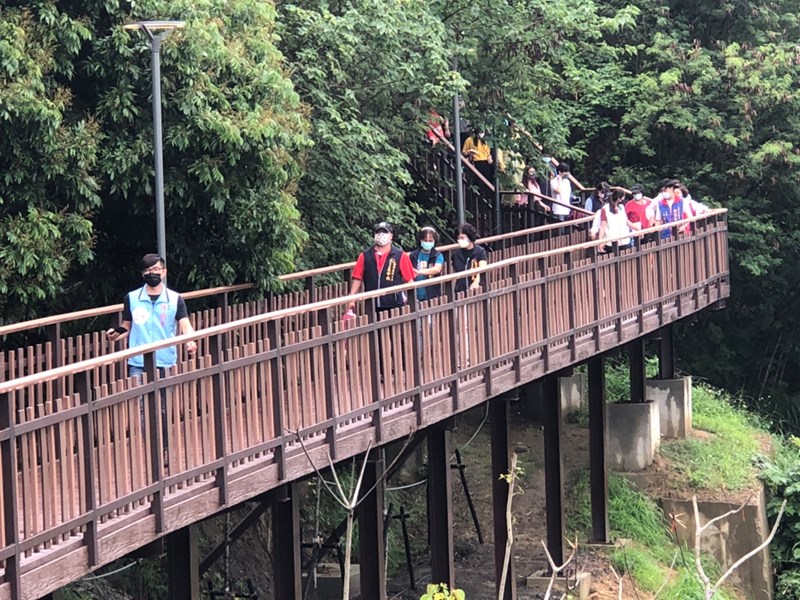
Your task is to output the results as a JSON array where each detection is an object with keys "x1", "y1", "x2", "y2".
[
  {"x1": 625, "y1": 183, "x2": 652, "y2": 242},
  {"x1": 347, "y1": 222, "x2": 415, "y2": 312}
]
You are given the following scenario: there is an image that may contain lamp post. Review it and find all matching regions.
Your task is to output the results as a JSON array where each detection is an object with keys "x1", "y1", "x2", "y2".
[{"x1": 123, "y1": 20, "x2": 185, "y2": 263}]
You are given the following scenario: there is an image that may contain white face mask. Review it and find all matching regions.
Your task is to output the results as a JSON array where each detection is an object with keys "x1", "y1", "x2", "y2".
[
  {"x1": 374, "y1": 232, "x2": 391, "y2": 246},
  {"x1": 457, "y1": 238, "x2": 470, "y2": 249},
  {"x1": 634, "y1": 193, "x2": 643, "y2": 200}
]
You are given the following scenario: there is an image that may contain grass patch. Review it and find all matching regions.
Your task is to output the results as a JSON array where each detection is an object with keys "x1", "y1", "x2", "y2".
[
  {"x1": 660, "y1": 383, "x2": 763, "y2": 491},
  {"x1": 567, "y1": 471, "x2": 737, "y2": 599}
]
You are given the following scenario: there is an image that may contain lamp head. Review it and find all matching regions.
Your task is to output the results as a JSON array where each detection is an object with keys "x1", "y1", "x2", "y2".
[{"x1": 123, "y1": 20, "x2": 185, "y2": 33}]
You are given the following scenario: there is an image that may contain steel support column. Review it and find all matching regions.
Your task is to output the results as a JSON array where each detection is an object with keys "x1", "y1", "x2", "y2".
[
  {"x1": 166, "y1": 524, "x2": 200, "y2": 600},
  {"x1": 428, "y1": 425, "x2": 455, "y2": 586},
  {"x1": 41, "y1": 591, "x2": 65, "y2": 600},
  {"x1": 490, "y1": 398, "x2": 516, "y2": 600},
  {"x1": 543, "y1": 375, "x2": 565, "y2": 567},
  {"x1": 273, "y1": 484, "x2": 302, "y2": 600},
  {"x1": 629, "y1": 338, "x2": 647, "y2": 403},
  {"x1": 658, "y1": 325, "x2": 675, "y2": 379},
  {"x1": 588, "y1": 357, "x2": 609, "y2": 543},
  {"x1": 359, "y1": 454, "x2": 386, "y2": 600}
]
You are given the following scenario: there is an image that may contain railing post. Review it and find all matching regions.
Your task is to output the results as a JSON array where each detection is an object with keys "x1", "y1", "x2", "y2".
[
  {"x1": 510, "y1": 263, "x2": 522, "y2": 383},
  {"x1": 145, "y1": 351, "x2": 165, "y2": 532},
  {"x1": 675, "y1": 233, "x2": 684, "y2": 318},
  {"x1": 591, "y1": 247, "x2": 601, "y2": 352},
  {"x1": 482, "y1": 286, "x2": 493, "y2": 398},
  {"x1": 446, "y1": 279, "x2": 461, "y2": 412},
  {"x1": 540, "y1": 257, "x2": 550, "y2": 372},
  {"x1": 209, "y1": 335, "x2": 229, "y2": 504},
  {"x1": 635, "y1": 235, "x2": 645, "y2": 334},
  {"x1": 266, "y1": 321, "x2": 286, "y2": 480},
  {"x1": 319, "y1": 308, "x2": 339, "y2": 460},
  {"x1": 364, "y1": 301, "x2": 383, "y2": 443},
  {"x1": 407, "y1": 294, "x2": 424, "y2": 427},
  {"x1": 304, "y1": 275, "x2": 316, "y2": 304},
  {"x1": 75, "y1": 371, "x2": 98, "y2": 567},
  {"x1": 45, "y1": 323, "x2": 64, "y2": 398},
  {"x1": 0, "y1": 390, "x2": 20, "y2": 597},
  {"x1": 566, "y1": 252, "x2": 576, "y2": 362},
  {"x1": 613, "y1": 243, "x2": 623, "y2": 343},
  {"x1": 655, "y1": 234, "x2": 665, "y2": 326}
]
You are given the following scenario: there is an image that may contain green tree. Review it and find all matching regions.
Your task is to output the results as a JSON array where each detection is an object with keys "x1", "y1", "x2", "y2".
[{"x1": 1, "y1": 0, "x2": 311, "y2": 322}]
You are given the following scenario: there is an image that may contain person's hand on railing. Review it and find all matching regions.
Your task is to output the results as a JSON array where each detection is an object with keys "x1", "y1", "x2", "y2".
[{"x1": 105, "y1": 326, "x2": 129, "y2": 343}]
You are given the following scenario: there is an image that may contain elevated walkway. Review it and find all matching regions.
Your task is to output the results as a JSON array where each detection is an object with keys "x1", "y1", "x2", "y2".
[{"x1": 0, "y1": 213, "x2": 729, "y2": 599}]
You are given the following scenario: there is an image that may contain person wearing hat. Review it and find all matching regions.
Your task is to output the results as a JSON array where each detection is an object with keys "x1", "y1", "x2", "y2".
[{"x1": 347, "y1": 222, "x2": 415, "y2": 312}]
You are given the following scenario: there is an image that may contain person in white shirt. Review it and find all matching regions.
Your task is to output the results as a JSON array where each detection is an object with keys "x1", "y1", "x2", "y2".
[
  {"x1": 596, "y1": 190, "x2": 641, "y2": 251},
  {"x1": 549, "y1": 163, "x2": 573, "y2": 231}
]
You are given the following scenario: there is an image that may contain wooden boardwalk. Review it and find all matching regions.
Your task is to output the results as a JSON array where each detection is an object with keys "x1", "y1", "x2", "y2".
[{"x1": 0, "y1": 213, "x2": 729, "y2": 599}]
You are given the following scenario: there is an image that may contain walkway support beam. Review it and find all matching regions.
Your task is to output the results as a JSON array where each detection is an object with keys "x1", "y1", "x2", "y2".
[
  {"x1": 543, "y1": 375, "x2": 565, "y2": 567},
  {"x1": 272, "y1": 484, "x2": 302, "y2": 600},
  {"x1": 658, "y1": 325, "x2": 676, "y2": 379},
  {"x1": 588, "y1": 356, "x2": 609, "y2": 543},
  {"x1": 490, "y1": 397, "x2": 517, "y2": 600},
  {"x1": 166, "y1": 524, "x2": 200, "y2": 600},
  {"x1": 428, "y1": 424, "x2": 455, "y2": 587},
  {"x1": 629, "y1": 338, "x2": 647, "y2": 403},
  {"x1": 359, "y1": 453, "x2": 386, "y2": 600}
]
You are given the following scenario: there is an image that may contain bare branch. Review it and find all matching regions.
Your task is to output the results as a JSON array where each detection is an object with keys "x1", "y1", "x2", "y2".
[
  {"x1": 541, "y1": 536, "x2": 578, "y2": 600},
  {"x1": 708, "y1": 499, "x2": 787, "y2": 598},
  {"x1": 696, "y1": 493, "x2": 755, "y2": 535},
  {"x1": 651, "y1": 550, "x2": 679, "y2": 600},
  {"x1": 609, "y1": 565, "x2": 623, "y2": 600},
  {"x1": 498, "y1": 453, "x2": 518, "y2": 600},
  {"x1": 692, "y1": 496, "x2": 712, "y2": 590},
  {"x1": 287, "y1": 427, "x2": 348, "y2": 508}
]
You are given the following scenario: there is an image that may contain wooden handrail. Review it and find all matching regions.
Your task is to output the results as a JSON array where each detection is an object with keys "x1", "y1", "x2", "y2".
[
  {"x1": 505, "y1": 113, "x2": 588, "y2": 192},
  {"x1": 0, "y1": 208, "x2": 727, "y2": 393},
  {"x1": 499, "y1": 188, "x2": 594, "y2": 216},
  {"x1": 0, "y1": 219, "x2": 585, "y2": 338},
  {"x1": 430, "y1": 128, "x2": 495, "y2": 192}
]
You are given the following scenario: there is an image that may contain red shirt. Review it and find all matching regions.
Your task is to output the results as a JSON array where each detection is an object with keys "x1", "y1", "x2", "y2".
[
  {"x1": 353, "y1": 247, "x2": 415, "y2": 283},
  {"x1": 625, "y1": 200, "x2": 650, "y2": 227}
]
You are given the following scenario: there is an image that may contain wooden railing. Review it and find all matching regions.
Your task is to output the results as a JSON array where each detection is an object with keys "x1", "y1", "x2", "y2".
[
  {"x1": 0, "y1": 211, "x2": 728, "y2": 599},
  {"x1": 0, "y1": 220, "x2": 592, "y2": 384}
]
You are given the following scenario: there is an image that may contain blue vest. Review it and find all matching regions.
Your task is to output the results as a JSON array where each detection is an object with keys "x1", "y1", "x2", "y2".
[
  {"x1": 127, "y1": 286, "x2": 180, "y2": 368},
  {"x1": 657, "y1": 198, "x2": 684, "y2": 238}
]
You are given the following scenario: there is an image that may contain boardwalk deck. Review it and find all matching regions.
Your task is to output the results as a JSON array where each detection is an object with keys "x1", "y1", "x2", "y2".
[{"x1": 0, "y1": 212, "x2": 729, "y2": 599}]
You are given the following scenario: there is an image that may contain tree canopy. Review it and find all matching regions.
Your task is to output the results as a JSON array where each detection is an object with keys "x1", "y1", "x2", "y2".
[{"x1": 2, "y1": 0, "x2": 800, "y2": 428}]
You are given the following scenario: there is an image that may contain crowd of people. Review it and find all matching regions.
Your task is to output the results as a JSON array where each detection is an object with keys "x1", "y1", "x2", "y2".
[{"x1": 349, "y1": 167, "x2": 711, "y2": 312}]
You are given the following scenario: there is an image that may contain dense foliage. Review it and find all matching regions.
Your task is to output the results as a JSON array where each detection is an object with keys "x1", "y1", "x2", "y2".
[
  {"x1": 1, "y1": 0, "x2": 799, "y2": 439},
  {"x1": 0, "y1": 0, "x2": 309, "y2": 322}
]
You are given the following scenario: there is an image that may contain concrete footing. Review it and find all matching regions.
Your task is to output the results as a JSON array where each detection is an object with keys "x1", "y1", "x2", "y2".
[
  {"x1": 559, "y1": 373, "x2": 585, "y2": 416},
  {"x1": 607, "y1": 401, "x2": 660, "y2": 471},
  {"x1": 660, "y1": 485, "x2": 773, "y2": 600},
  {"x1": 526, "y1": 571, "x2": 592, "y2": 599},
  {"x1": 303, "y1": 564, "x2": 360, "y2": 599},
  {"x1": 646, "y1": 376, "x2": 692, "y2": 439}
]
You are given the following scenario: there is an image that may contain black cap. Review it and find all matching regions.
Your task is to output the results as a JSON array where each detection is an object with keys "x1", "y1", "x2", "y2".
[
  {"x1": 631, "y1": 183, "x2": 644, "y2": 194},
  {"x1": 374, "y1": 222, "x2": 393, "y2": 233}
]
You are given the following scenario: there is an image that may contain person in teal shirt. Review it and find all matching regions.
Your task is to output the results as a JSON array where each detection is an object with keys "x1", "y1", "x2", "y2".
[{"x1": 408, "y1": 226, "x2": 445, "y2": 301}]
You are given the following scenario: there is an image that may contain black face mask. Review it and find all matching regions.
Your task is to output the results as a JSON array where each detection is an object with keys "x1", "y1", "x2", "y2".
[{"x1": 143, "y1": 273, "x2": 162, "y2": 288}]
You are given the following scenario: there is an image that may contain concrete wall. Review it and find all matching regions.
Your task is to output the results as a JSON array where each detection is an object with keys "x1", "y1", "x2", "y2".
[
  {"x1": 559, "y1": 373, "x2": 585, "y2": 416},
  {"x1": 646, "y1": 376, "x2": 692, "y2": 438},
  {"x1": 607, "y1": 401, "x2": 660, "y2": 471},
  {"x1": 660, "y1": 486, "x2": 773, "y2": 600}
]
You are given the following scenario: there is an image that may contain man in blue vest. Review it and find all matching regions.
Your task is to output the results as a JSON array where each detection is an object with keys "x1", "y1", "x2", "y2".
[
  {"x1": 105, "y1": 253, "x2": 196, "y2": 376},
  {"x1": 347, "y1": 222, "x2": 415, "y2": 312}
]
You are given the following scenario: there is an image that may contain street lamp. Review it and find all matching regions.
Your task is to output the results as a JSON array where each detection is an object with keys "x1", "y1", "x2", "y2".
[{"x1": 123, "y1": 20, "x2": 185, "y2": 263}]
